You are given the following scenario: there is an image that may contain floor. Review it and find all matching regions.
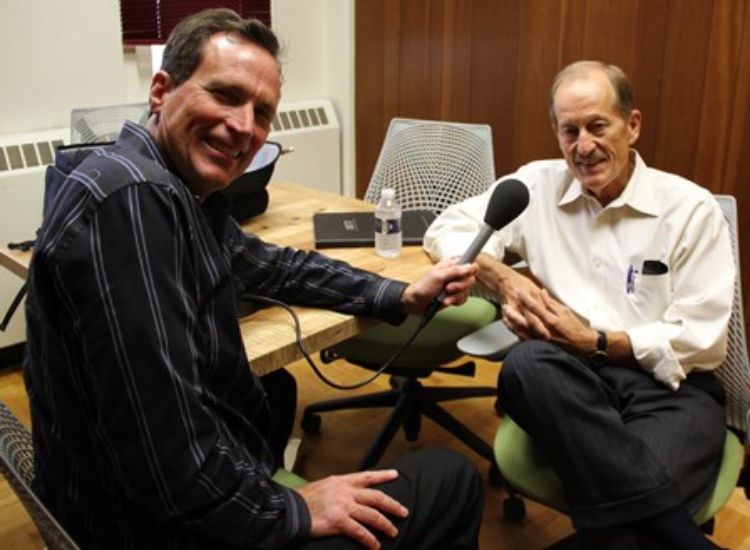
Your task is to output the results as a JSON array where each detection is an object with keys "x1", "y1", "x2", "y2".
[{"x1": 1, "y1": 356, "x2": 749, "y2": 549}]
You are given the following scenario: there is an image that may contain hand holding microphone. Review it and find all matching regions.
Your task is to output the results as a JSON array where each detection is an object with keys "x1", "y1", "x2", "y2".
[{"x1": 422, "y1": 179, "x2": 530, "y2": 321}]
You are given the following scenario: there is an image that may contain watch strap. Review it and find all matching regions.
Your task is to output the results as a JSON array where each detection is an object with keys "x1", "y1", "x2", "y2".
[
  {"x1": 589, "y1": 330, "x2": 608, "y2": 366},
  {"x1": 596, "y1": 330, "x2": 607, "y2": 354}
]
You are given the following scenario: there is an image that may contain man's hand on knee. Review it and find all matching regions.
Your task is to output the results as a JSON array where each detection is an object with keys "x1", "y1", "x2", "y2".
[{"x1": 297, "y1": 469, "x2": 409, "y2": 549}]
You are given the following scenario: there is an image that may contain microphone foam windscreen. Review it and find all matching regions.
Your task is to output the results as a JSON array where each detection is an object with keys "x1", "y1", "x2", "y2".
[{"x1": 484, "y1": 178, "x2": 529, "y2": 229}]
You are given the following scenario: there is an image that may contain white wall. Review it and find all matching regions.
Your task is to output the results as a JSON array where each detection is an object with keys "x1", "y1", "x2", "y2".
[
  {"x1": 0, "y1": 0, "x2": 357, "y2": 196},
  {"x1": 271, "y1": 0, "x2": 356, "y2": 195},
  {"x1": 1, "y1": 0, "x2": 127, "y2": 133}
]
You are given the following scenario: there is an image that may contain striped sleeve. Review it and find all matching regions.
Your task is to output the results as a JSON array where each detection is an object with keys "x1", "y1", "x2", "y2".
[{"x1": 226, "y1": 219, "x2": 409, "y2": 325}]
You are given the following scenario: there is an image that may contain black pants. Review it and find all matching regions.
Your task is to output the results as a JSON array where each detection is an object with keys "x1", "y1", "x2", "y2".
[
  {"x1": 261, "y1": 368, "x2": 298, "y2": 468},
  {"x1": 297, "y1": 447, "x2": 484, "y2": 550},
  {"x1": 498, "y1": 340, "x2": 725, "y2": 530},
  {"x1": 262, "y1": 371, "x2": 484, "y2": 549}
]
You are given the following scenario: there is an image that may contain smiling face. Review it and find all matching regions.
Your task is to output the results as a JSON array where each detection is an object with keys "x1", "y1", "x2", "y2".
[
  {"x1": 147, "y1": 32, "x2": 281, "y2": 200},
  {"x1": 552, "y1": 70, "x2": 641, "y2": 206}
]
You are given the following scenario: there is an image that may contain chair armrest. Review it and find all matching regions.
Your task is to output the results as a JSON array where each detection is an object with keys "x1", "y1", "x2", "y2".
[{"x1": 457, "y1": 319, "x2": 520, "y2": 361}]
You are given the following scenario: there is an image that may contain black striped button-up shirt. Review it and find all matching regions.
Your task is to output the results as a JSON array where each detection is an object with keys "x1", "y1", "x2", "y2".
[{"x1": 24, "y1": 122, "x2": 407, "y2": 548}]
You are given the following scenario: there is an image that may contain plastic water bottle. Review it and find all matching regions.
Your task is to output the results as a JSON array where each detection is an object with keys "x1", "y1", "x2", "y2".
[{"x1": 374, "y1": 188, "x2": 402, "y2": 258}]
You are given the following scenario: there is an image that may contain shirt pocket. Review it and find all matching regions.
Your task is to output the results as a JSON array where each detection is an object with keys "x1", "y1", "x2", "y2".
[{"x1": 629, "y1": 271, "x2": 671, "y2": 321}]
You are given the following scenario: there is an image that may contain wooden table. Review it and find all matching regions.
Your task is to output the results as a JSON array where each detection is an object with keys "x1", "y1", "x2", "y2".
[
  {"x1": 0, "y1": 245, "x2": 29, "y2": 281},
  {"x1": 0, "y1": 181, "x2": 435, "y2": 375}
]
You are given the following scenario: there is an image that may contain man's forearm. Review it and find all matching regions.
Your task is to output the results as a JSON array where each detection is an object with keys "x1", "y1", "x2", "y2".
[{"x1": 476, "y1": 253, "x2": 516, "y2": 297}]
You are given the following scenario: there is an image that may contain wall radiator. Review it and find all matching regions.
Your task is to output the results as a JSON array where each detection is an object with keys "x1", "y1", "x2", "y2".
[{"x1": 268, "y1": 99, "x2": 341, "y2": 194}]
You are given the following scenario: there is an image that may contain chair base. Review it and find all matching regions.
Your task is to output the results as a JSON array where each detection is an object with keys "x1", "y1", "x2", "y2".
[{"x1": 302, "y1": 377, "x2": 496, "y2": 469}]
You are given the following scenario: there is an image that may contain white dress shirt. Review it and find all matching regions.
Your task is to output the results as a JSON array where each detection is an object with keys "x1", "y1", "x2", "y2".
[{"x1": 424, "y1": 152, "x2": 735, "y2": 390}]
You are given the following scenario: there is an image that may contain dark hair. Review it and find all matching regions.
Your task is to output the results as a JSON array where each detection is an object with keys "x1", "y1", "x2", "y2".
[
  {"x1": 161, "y1": 8, "x2": 281, "y2": 86},
  {"x1": 548, "y1": 60, "x2": 634, "y2": 124}
]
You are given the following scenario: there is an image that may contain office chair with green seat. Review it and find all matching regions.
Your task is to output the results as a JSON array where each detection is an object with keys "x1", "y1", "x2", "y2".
[
  {"x1": 459, "y1": 194, "x2": 750, "y2": 531},
  {"x1": 301, "y1": 118, "x2": 500, "y2": 470}
]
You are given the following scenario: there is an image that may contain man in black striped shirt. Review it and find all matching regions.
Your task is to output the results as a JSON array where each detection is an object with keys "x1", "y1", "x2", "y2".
[{"x1": 23, "y1": 8, "x2": 483, "y2": 550}]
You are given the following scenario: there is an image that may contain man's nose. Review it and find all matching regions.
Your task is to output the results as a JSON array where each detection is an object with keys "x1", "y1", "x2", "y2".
[
  {"x1": 227, "y1": 105, "x2": 255, "y2": 134},
  {"x1": 576, "y1": 131, "x2": 596, "y2": 156}
]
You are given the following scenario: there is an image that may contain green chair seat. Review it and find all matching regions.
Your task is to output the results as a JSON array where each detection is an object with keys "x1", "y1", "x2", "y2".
[
  {"x1": 330, "y1": 297, "x2": 498, "y2": 369},
  {"x1": 694, "y1": 429, "x2": 744, "y2": 524},
  {"x1": 494, "y1": 417, "x2": 744, "y2": 523},
  {"x1": 272, "y1": 468, "x2": 307, "y2": 489},
  {"x1": 494, "y1": 418, "x2": 567, "y2": 512}
]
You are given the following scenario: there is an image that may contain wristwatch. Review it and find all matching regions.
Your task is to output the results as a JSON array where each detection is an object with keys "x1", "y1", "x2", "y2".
[{"x1": 590, "y1": 330, "x2": 608, "y2": 365}]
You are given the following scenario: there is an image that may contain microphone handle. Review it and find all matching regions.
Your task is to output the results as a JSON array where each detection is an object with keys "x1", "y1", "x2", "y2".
[
  {"x1": 457, "y1": 224, "x2": 496, "y2": 264},
  {"x1": 423, "y1": 224, "x2": 495, "y2": 321}
]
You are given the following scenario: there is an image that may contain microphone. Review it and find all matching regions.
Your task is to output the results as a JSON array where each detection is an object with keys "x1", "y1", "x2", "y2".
[{"x1": 423, "y1": 178, "x2": 529, "y2": 321}]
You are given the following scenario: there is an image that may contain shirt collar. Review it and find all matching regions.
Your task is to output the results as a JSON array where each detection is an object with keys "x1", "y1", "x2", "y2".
[
  {"x1": 117, "y1": 121, "x2": 171, "y2": 171},
  {"x1": 558, "y1": 151, "x2": 659, "y2": 216},
  {"x1": 117, "y1": 121, "x2": 233, "y2": 238}
]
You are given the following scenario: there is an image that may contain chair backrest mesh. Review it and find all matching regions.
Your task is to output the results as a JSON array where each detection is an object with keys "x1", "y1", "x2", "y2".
[
  {"x1": 713, "y1": 195, "x2": 750, "y2": 436},
  {"x1": 364, "y1": 118, "x2": 495, "y2": 214},
  {"x1": 70, "y1": 102, "x2": 149, "y2": 144},
  {"x1": 0, "y1": 401, "x2": 79, "y2": 549}
]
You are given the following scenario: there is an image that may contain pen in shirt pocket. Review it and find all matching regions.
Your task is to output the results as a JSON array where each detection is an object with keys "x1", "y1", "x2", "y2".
[{"x1": 626, "y1": 264, "x2": 638, "y2": 294}]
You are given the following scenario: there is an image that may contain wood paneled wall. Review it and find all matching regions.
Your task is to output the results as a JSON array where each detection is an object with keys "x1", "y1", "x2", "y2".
[{"x1": 356, "y1": 0, "x2": 750, "y2": 337}]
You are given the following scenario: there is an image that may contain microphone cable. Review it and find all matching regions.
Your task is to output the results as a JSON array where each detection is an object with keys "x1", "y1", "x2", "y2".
[{"x1": 242, "y1": 293, "x2": 433, "y2": 390}]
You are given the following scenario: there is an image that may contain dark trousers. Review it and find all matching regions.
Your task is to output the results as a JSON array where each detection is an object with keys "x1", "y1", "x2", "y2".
[
  {"x1": 264, "y1": 370, "x2": 484, "y2": 549},
  {"x1": 260, "y1": 368, "x2": 298, "y2": 468},
  {"x1": 297, "y1": 447, "x2": 484, "y2": 550},
  {"x1": 498, "y1": 340, "x2": 725, "y2": 530}
]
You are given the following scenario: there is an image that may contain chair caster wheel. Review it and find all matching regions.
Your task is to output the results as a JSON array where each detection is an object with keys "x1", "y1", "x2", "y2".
[
  {"x1": 488, "y1": 464, "x2": 502, "y2": 487},
  {"x1": 503, "y1": 495, "x2": 526, "y2": 522},
  {"x1": 301, "y1": 412, "x2": 321, "y2": 434}
]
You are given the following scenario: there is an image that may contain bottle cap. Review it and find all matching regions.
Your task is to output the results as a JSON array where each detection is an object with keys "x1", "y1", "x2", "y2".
[{"x1": 382, "y1": 188, "x2": 395, "y2": 199}]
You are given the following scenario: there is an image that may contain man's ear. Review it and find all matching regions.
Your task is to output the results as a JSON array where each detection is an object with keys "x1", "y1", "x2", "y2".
[
  {"x1": 627, "y1": 108, "x2": 642, "y2": 145},
  {"x1": 148, "y1": 70, "x2": 173, "y2": 115}
]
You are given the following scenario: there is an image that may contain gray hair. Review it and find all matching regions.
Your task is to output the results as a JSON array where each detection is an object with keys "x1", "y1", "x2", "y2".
[{"x1": 548, "y1": 60, "x2": 634, "y2": 124}]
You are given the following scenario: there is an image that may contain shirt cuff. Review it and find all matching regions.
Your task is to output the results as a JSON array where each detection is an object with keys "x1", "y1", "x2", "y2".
[
  {"x1": 278, "y1": 484, "x2": 311, "y2": 546},
  {"x1": 372, "y1": 279, "x2": 409, "y2": 325},
  {"x1": 428, "y1": 234, "x2": 483, "y2": 262},
  {"x1": 627, "y1": 324, "x2": 687, "y2": 391}
]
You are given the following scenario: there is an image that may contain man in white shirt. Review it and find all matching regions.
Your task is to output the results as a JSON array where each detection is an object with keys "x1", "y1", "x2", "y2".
[{"x1": 424, "y1": 60, "x2": 735, "y2": 548}]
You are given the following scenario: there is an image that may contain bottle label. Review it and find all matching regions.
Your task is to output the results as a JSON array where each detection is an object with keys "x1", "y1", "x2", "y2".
[{"x1": 375, "y1": 217, "x2": 401, "y2": 235}]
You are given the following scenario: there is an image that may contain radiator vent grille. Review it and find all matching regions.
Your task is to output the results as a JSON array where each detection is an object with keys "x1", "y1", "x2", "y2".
[
  {"x1": 0, "y1": 107, "x2": 331, "y2": 170},
  {"x1": 272, "y1": 106, "x2": 330, "y2": 132},
  {"x1": 0, "y1": 139, "x2": 64, "y2": 172}
]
